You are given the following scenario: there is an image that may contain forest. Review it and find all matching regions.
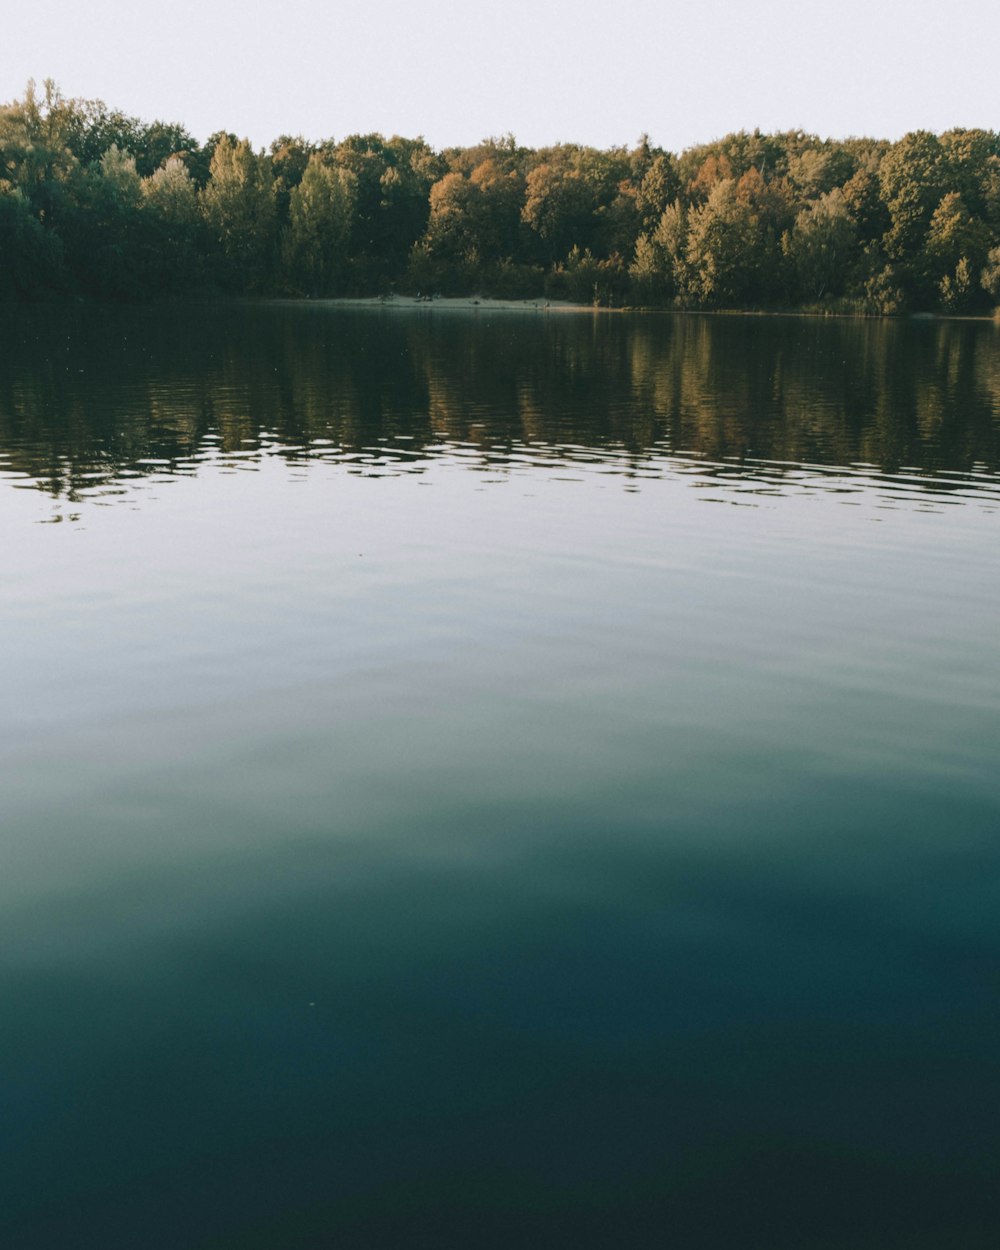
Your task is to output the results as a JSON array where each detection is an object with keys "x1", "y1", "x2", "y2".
[{"x1": 3, "y1": 79, "x2": 1000, "y2": 313}]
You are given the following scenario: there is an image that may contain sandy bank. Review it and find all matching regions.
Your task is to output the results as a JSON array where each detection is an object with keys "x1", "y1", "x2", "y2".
[{"x1": 280, "y1": 295, "x2": 611, "y2": 313}]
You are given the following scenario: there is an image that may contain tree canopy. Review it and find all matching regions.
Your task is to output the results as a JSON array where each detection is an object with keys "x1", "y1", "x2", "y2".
[{"x1": 3, "y1": 80, "x2": 1000, "y2": 312}]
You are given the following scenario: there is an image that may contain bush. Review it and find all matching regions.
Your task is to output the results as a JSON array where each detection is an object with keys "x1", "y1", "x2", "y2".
[
  {"x1": 864, "y1": 264, "x2": 906, "y2": 316},
  {"x1": 547, "y1": 247, "x2": 629, "y2": 306},
  {"x1": 480, "y1": 259, "x2": 543, "y2": 299}
]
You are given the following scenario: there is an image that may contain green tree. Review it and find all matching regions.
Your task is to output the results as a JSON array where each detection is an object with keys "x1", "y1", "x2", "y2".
[
  {"x1": 878, "y1": 131, "x2": 949, "y2": 261},
  {"x1": 58, "y1": 99, "x2": 197, "y2": 178},
  {"x1": 521, "y1": 150, "x2": 596, "y2": 262},
  {"x1": 682, "y1": 167, "x2": 792, "y2": 307},
  {"x1": 140, "y1": 156, "x2": 203, "y2": 292},
  {"x1": 781, "y1": 189, "x2": 857, "y2": 302},
  {"x1": 270, "y1": 135, "x2": 316, "y2": 226},
  {"x1": 283, "y1": 154, "x2": 355, "y2": 293},
  {"x1": 980, "y1": 245, "x2": 1000, "y2": 302},
  {"x1": 0, "y1": 79, "x2": 85, "y2": 230},
  {"x1": 0, "y1": 187, "x2": 64, "y2": 296},
  {"x1": 421, "y1": 158, "x2": 525, "y2": 285},
  {"x1": 629, "y1": 200, "x2": 686, "y2": 302},
  {"x1": 56, "y1": 144, "x2": 146, "y2": 297},
  {"x1": 786, "y1": 144, "x2": 856, "y2": 201},
  {"x1": 683, "y1": 178, "x2": 756, "y2": 306},
  {"x1": 924, "y1": 192, "x2": 991, "y2": 311},
  {"x1": 334, "y1": 133, "x2": 439, "y2": 289},
  {"x1": 200, "y1": 136, "x2": 276, "y2": 290},
  {"x1": 550, "y1": 245, "x2": 628, "y2": 306},
  {"x1": 939, "y1": 128, "x2": 999, "y2": 218},
  {"x1": 840, "y1": 154, "x2": 890, "y2": 244},
  {"x1": 142, "y1": 155, "x2": 198, "y2": 223},
  {"x1": 629, "y1": 232, "x2": 664, "y2": 302},
  {"x1": 939, "y1": 256, "x2": 977, "y2": 313},
  {"x1": 862, "y1": 255, "x2": 906, "y2": 315},
  {"x1": 134, "y1": 120, "x2": 199, "y2": 178},
  {"x1": 635, "y1": 151, "x2": 681, "y2": 232},
  {"x1": 522, "y1": 161, "x2": 576, "y2": 258}
]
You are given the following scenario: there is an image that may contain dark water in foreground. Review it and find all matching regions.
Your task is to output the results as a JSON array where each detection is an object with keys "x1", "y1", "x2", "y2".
[{"x1": 1, "y1": 305, "x2": 999, "y2": 1249}]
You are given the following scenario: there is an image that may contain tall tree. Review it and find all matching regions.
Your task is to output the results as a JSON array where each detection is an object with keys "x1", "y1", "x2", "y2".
[
  {"x1": 140, "y1": 156, "x2": 203, "y2": 291},
  {"x1": 924, "y1": 192, "x2": 991, "y2": 310},
  {"x1": 782, "y1": 189, "x2": 857, "y2": 302},
  {"x1": 879, "y1": 131, "x2": 949, "y2": 261},
  {"x1": 334, "y1": 133, "x2": 439, "y2": 289},
  {"x1": 0, "y1": 79, "x2": 84, "y2": 230},
  {"x1": 683, "y1": 178, "x2": 757, "y2": 307},
  {"x1": 629, "y1": 200, "x2": 686, "y2": 302},
  {"x1": 0, "y1": 187, "x2": 64, "y2": 296},
  {"x1": 283, "y1": 154, "x2": 355, "y2": 293},
  {"x1": 200, "y1": 136, "x2": 276, "y2": 290},
  {"x1": 522, "y1": 150, "x2": 595, "y2": 262}
]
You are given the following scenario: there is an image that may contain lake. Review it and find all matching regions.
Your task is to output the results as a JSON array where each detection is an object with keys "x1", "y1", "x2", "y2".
[{"x1": 2, "y1": 304, "x2": 999, "y2": 1249}]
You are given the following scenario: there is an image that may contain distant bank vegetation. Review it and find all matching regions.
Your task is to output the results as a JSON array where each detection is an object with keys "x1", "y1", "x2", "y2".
[{"x1": 3, "y1": 80, "x2": 1000, "y2": 313}]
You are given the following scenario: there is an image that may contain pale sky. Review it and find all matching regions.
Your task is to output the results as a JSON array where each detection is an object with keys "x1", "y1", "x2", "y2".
[{"x1": 4, "y1": 0, "x2": 998, "y2": 154}]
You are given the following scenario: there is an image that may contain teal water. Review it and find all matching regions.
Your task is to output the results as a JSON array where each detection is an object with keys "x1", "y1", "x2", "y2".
[{"x1": 2, "y1": 306, "x2": 999, "y2": 1248}]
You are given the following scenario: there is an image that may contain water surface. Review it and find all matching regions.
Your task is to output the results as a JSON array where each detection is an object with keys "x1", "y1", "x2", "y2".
[{"x1": 2, "y1": 306, "x2": 999, "y2": 1248}]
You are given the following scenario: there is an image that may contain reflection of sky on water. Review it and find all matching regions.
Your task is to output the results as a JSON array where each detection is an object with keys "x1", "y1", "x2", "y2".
[{"x1": 6, "y1": 435, "x2": 1000, "y2": 526}]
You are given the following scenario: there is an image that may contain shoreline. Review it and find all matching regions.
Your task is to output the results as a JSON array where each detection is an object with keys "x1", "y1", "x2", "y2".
[
  {"x1": 266, "y1": 296, "x2": 999, "y2": 322},
  {"x1": 3, "y1": 295, "x2": 997, "y2": 323},
  {"x1": 273, "y1": 295, "x2": 603, "y2": 314}
]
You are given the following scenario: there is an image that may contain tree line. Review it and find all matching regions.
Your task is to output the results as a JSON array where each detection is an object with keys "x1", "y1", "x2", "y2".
[{"x1": 3, "y1": 80, "x2": 1000, "y2": 312}]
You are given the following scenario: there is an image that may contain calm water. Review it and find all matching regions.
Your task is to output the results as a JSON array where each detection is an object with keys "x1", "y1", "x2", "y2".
[{"x1": 2, "y1": 305, "x2": 999, "y2": 1249}]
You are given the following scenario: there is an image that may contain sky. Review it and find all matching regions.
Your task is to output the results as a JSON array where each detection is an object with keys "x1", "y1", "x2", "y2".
[{"x1": 5, "y1": 0, "x2": 999, "y2": 154}]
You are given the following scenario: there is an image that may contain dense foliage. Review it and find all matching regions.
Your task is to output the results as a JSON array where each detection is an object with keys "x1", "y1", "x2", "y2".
[{"x1": 4, "y1": 80, "x2": 1000, "y2": 312}]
